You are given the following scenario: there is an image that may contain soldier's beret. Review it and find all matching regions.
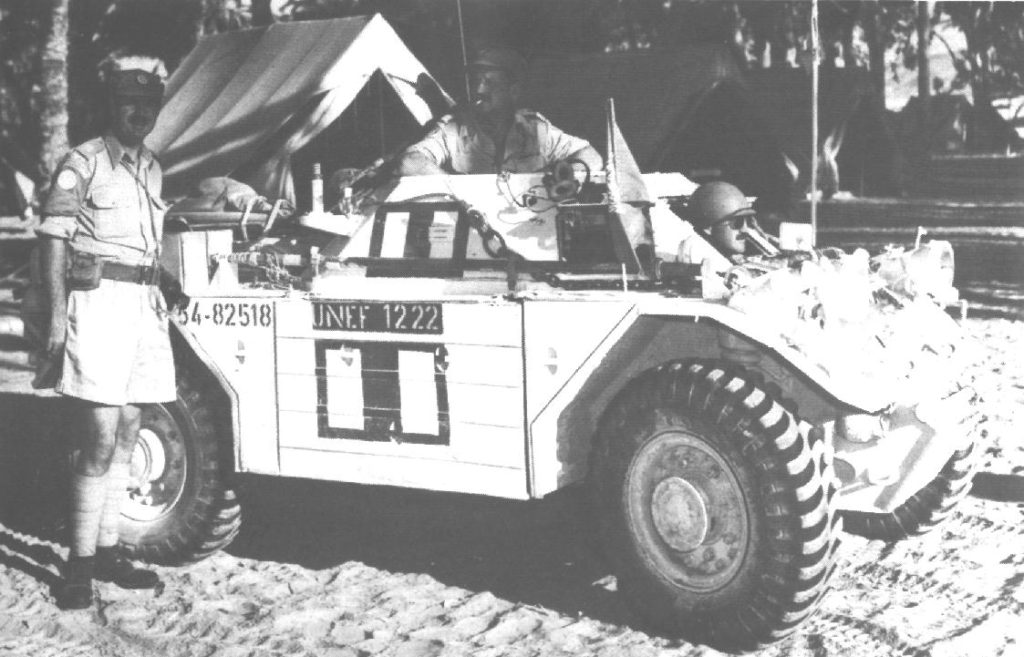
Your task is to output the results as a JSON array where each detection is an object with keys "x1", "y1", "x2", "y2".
[
  {"x1": 108, "y1": 69, "x2": 164, "y2": 99},
  {"x1": 467, "y1": 47, "x2": 527, "y2": 81}
]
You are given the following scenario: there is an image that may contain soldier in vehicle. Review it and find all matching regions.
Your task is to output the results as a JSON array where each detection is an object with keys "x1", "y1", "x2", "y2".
[
  {"x1": 678, "y1": 181, "x2": 779, "y2": 269},
  {"x1": 397, "y1": 46, "x2": 603, "y2": 176},
  {"x1": 38, "y1": 63, "x2": 172, "y2": 609}
]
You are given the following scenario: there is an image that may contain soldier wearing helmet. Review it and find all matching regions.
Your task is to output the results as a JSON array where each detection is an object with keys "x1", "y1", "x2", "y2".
[
  {"x1": 689, "y1": 181, "x2": 757, "y2": 257},
  {"x1": 678, "y1": 181, "x2": 779, "y2": 268},
  {"x1": 398, "y1": 46, "x2": 602, "y2": 175},
  {"x1": 37, "y1": 62, "x2": 171, "y2": 609}
]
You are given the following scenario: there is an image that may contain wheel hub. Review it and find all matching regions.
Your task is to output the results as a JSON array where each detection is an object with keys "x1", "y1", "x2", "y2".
[
  {"x1": 627, "y1": 431, "x2": 750, "y2": 591},
  {"x1": 651, "y1": 477, "x2": 708, "y2": 551},
  {"x1": 124, "y1": 405, "x2": 188, "y2": 523}
]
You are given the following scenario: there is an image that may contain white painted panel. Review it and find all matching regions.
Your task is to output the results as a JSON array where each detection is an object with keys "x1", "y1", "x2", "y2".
[
  {"x1": 279, "y1": 409, "x2": 318, "y2": 445},
  {"x1": 176, "y1": 295, "x2": 280, "y2": 474},
  {"x1": 427, "y1": 210, "x2": 457, "y2": 259},
  {"x1": 523, "y1": 300, "x2": 638, "y2": 497},
  {"x1": 276, "y1": 373, "x2": 316, "y2": 413},
  {"x1": 398, "y1": 348, "x2": 439, "y2": 436},
  {"x1": 325, "y1": 346, "x2": 364, "y2": 431},
  {"x1": 278, "y1": 411, "x2": 523, "y2": 469},
  {"x1": 448, "y1": 383, "x2": 523, "y2": 429},
  {"x1": 439, "y1": 303, "x2": 522, "y2": 347},
  {"x1": 446, "y1": 344, "x2": 522, "y2": 387},
  {"x1": 275, "y1": 337, "x2": 314, "y2": 375},
  {"x1": 380, "y1": 211, "x2": 409, "y2": 257},
  {"x1": 280, "y1": 447, "x2": 528, "y2": 499},
  {"x1": 275, "y1": 298, "x2": 313, "y2": 338},
  {"x1": 449, "y1": 424, "x2": 524, "y2": 469},
  {"x1": 523, "y1": 300, "x2": 635, "y2": 418}
]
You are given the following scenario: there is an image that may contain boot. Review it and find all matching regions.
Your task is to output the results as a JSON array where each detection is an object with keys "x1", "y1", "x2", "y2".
[
  {"x1": 56, "y1": 555, "x2": 94, "y2": 610},
  {"x1": 95, "y1": 546, "x2": 161, "y2": 590}
]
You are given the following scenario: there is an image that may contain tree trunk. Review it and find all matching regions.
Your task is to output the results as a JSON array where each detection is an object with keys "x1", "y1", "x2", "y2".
[
  {"x1": 39, "y1": 0, "x2": 70, "y2": 184},
  {"x1": 917, "y1": 0, "x2": 931, "y2": 138},
  {"x1": 863, "y1": 1, "x2": 887, "y2": 114}
]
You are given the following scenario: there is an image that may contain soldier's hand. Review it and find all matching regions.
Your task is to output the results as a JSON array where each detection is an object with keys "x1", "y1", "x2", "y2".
[{"x1": 46, "y1": 316, "x2": 67, "y2": 358}]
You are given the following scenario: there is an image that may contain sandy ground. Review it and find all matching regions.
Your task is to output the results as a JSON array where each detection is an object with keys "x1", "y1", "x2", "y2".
[{"x1": 0, "y1": 297, "x2": 1021, "y2": 656}]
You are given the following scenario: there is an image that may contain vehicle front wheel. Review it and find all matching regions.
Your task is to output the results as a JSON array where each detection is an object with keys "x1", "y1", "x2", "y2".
[
  {"x1": 117, "y1": 368, "x2": 241, "y2": 564},
  {"x1": 590, "y1": 360, "x2": 841, "y2": 652}
]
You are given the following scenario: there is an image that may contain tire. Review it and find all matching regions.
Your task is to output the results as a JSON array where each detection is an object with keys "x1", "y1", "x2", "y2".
[
  {"x1": 841, "y1": 439, "x2": 977, "y2": 541},
  {"x1": 117, "y1": 366, "x2": 242, "y2": 564},
  {"x1": 590, "y1": 360, "x2": 841, "y2": 652}
]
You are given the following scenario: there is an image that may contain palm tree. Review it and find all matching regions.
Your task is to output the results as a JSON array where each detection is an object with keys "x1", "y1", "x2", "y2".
[{"x1": 39, "y1": 0, "x2": 69, "y2": 185}]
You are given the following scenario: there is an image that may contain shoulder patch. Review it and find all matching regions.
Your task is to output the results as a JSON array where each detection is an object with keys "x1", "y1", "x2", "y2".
[
  {"x1": 56, "y1": 169, "x2": 78, "y2": 190},
  {"x1": 57, "y1": 151, "x2": 93, "y2": 185}
]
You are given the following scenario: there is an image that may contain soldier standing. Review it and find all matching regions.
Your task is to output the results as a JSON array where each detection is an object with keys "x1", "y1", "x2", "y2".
[{"x1": 38, "y1": 64, "x2": 174, "y2": 610}]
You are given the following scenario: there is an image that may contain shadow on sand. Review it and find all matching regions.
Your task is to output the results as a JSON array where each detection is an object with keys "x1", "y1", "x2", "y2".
[{"x1": 0, "y1": 392, "x2": 643, "y2": 631}]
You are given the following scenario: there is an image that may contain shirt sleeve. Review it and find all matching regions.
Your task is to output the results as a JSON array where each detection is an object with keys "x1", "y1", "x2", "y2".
[
  {"x1": 402, "y1": 118, "x2": 454, "y2": 169},
  {"x1": 38, "y1": 151, "x2": 91, "y2": 240},
  {"x1": 535, "y1": 117, "x2": 593, "y2": 163}
]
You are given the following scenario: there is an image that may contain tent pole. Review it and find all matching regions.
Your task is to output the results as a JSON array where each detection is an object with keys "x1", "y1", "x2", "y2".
[{"x1": 810, "y1": 0, "x2": 819, "y2": 247}]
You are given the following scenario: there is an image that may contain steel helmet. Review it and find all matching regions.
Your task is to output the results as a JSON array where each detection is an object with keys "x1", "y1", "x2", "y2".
[{"x1": 689, "y1": 181, "x2": 754, "y2": 230}]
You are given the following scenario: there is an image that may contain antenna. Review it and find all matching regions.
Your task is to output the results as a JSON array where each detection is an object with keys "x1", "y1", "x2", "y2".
[
  {"x1": 456, "y1": 0, "x2": 470, "y2": 103},
  {"x1": 810, "y1": 0, "x2": 820, "y2": 247}
]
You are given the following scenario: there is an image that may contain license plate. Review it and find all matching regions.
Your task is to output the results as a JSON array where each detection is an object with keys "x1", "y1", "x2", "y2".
[{"x1": 312, "y1": 301, "x2": 443, "y2": 334}]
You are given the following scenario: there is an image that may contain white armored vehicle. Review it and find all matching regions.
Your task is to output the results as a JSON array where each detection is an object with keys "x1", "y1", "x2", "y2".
[{"x1": 128, "y1": 163, "x2": 977, "y2": 651}]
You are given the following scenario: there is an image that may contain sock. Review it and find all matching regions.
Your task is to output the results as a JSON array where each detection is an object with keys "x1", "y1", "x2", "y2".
[
  {"x1": 97, "y1": 461, "x2": 130, "y2": 549},
  {"x1": 70, "y1": 472, "x2": 107, "y2": 558}
]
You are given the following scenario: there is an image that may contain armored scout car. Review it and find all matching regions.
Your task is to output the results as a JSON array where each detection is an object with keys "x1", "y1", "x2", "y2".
[{"x1": 125, "y1": 166, "x2": 977, "y2": 651}]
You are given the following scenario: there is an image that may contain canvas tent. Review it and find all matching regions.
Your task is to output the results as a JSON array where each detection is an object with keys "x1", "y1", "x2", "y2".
[
  {"x1": 149, "y1": 14, "x2": 452, "y2": 203},
  {"x1": 521, "y1": 47, "x2": 795, "y2": 210},
  {"x1": 744, "y1": 68, "x2": 900, "y2": 198}
]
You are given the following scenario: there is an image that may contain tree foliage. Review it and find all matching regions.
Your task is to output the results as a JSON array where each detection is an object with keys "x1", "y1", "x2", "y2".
[{"x1": 3, "y1": 0, "x2": 1024, "y2": 198}]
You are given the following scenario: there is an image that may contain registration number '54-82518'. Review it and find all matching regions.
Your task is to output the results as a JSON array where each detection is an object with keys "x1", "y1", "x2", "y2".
[{"x1": 177, "y1": 301, "x2": 273, "y2": 327}]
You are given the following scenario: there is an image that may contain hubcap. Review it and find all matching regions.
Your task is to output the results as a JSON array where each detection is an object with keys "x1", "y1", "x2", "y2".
[
  {"x1": 124, "y1": 405, "x2": 188, "y2": 522},
  {"x1": 651, "y1": 477, "x2": 709, "y2": 551},
  {"x1": 627, "y1": 431, "x2": 749, "y2": 591}
]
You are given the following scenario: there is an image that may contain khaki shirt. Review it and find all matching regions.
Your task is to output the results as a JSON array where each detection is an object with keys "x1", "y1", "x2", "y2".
[
  {"x1": 39, "y1": 134, "x2": 165, "y2": 265},
  {"x1": 404, "y1": 108, "x2": 593, "y2": 174}
]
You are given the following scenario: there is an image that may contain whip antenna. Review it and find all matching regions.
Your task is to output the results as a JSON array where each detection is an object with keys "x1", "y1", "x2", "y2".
[
  {"x1": 810, "y1": 0, "x2": 820, "y2": 247},
  {"x1": 456, "y1": 0, "x2": 470, "y2": 102}
]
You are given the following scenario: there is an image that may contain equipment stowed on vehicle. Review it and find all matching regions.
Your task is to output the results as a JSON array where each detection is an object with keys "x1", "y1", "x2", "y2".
[{"x1": 127, "y1": 152, "x2": 979, "y2": 652}]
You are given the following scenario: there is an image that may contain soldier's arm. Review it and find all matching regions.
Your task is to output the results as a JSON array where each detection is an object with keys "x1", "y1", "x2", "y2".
[
  {"x1": 396, "y1": 118, "x2": 453, "y2": 176},
  {"x1": 397, "y1": 150, "x2": 445, "y2": 176},
  {"x1": 536, "y1": 115, "x2": 604, "y2": 172},
  {"x1": 37, "y1": 153, "x2": 89, "y2": 355},
  {"x1": 40, "y1": 237, "x2": 68, "y2": 356}
]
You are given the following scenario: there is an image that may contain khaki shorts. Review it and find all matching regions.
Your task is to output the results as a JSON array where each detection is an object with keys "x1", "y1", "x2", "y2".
[{"x1": 58, "y1": 280, "x2": 176, "y2": 405}]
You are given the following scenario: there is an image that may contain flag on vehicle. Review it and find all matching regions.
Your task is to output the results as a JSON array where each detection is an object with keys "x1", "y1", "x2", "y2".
[{"x1": 605, "y1": 98, "x2": 654, "y2": 276}]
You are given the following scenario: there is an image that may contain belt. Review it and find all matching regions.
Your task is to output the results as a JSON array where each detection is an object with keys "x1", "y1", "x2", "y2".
[{"x1": 101, "y1": 261, "x2": 161, "y2": 286}]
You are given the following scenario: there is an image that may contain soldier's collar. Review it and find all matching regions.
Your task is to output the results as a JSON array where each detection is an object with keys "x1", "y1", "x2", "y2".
[
  {"x1": 102, "y1": 133, "x2": 153, "y2": 169},
  {"x1": 458, "y1": 107, "x2": 530, "y2": 142}
]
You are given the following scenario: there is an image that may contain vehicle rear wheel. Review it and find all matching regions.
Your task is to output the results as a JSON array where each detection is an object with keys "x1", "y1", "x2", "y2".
[
  {"x1": 841, "y1": 439, "x2": 977, "y2": 541},
  {"x1": 590, "y1": 360, "x2": 841, "y2": 652},
  {"x1": 117, "y1": 367, "x2": 241, "y2": 564}
]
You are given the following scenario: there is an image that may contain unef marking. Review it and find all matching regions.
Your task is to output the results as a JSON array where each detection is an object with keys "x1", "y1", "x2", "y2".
[
  {"x1": 313, "y1": 301, "x2": 443, "y2": 334},
  {"x1": 314, "y1": 340, "x2": 450, "y2": 445}
]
